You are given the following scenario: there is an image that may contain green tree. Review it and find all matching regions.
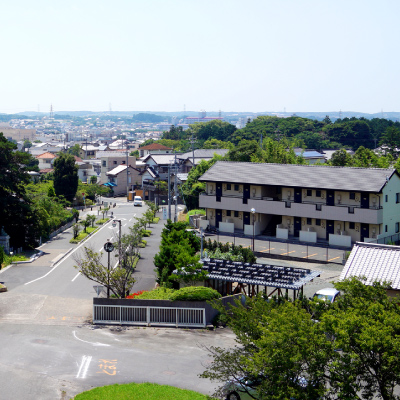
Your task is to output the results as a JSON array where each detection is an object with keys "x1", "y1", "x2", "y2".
[
  {"x1": 53, "y1": 153, "x2": 78, "y2": 202},
  {"x1": 329, "y1": 149, "x2": 353, "y2": 166},
  {"x1": 203, "y1": 138, "x2": 234, "y2": 150},
  {"x1": 379, "y1": 126, "x2": 400, "y2": 156},
  {"x1": 129, "y1": 149, "x2": 139, "y2": 158},
  {"x1": 0, "y1": 133, "x2": 39, "y2": 247},
  {"x1": 74, "y1": 245, "x2": 136, "y2": 299},
  {"x1": 67, "y1": 143, "x2": 82, "y2": 157},
  {"x1": 226, "y1": 140, "x2": 262, "y2": 162}
]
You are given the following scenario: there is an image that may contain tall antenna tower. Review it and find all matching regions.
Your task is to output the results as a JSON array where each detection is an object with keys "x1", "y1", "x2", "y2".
[
  {"x1": 381, "y1": 109, "x2": 384, "y2": 118},
  {"x1": 339, "y1": 109, "x2": 342, "y2": 119},
  {"x1": 219, "y1": 109, "x2": 222, "y2": 118},
  {"x1": 50, "y1": 104, "x2": 54, "y2": 119}
]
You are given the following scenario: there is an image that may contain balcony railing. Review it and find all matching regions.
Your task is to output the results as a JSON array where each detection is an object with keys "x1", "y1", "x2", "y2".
[{"x1": 200, "y1": 192, "x2": 382, "y2": 210}]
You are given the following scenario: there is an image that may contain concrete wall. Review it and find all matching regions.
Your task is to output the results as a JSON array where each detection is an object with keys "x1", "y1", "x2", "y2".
[{"x1": 382, "y1": 174, "x2": 400, "y2": 238}]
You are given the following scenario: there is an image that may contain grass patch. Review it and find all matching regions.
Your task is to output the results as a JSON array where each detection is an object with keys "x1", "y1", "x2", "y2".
[
  {"x1": 1, "y1": 253, "x2": 30, "y2": 268},
  {"x1": 185, "y1": 209, "x2": 206, "y2": 223},
  {"x1": 0, "y1": 283, "x2": 7, "y2": 292},
  {"x1": 153, "y1": 217, "x2": 160, "y2": 223},
  {"x1": 96, "y1": 218, "x2": 109, "y2": 225},
  {"x1": 70, "y1": 227, "x2": 98, "y2": 244},
  {"x1": 74, "y1": 382, "x2": 210, "y2": 400}
]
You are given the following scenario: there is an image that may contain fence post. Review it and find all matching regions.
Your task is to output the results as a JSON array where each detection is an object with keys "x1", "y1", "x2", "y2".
[
  {"x1": 176, "y1": 308, "x2": 179, "y2": 328},
  {"x1": 146, "y1": 307, "x2": 150, "y2": 326}
]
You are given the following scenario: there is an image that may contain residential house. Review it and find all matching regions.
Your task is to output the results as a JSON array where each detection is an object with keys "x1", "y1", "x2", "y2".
[
  {"x1": 340, "y1": 242, "x2": 400, "y2": 297},
  {"x1": 139, "y1": 143, "x2": 172, "y2": 158},
  {"x1": 177, "y1": 149, "x2": 229, "y2": 172},
  {"x1": 97, "y1": 151, "x2": 136, "y2": 184},
  {"x1": 36, "y1": 152, "x2": 57, "y2": 172},
  {"x1": 141, "y1": 154, "x2": 177, "y2": 180},
  {"x1": 198, "y1": 161, "x2": 400, "y2": 248},
  {"x1": 106, "y1": 165, "x2": 142, "y2": 196}
]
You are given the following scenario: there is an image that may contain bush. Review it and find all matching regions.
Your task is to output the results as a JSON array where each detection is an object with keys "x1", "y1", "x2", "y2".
[
  {"x1": 186, "y1": 209, "x2": 206, "y2": 223},
  {"x1": 170, "y1": 286, "x2": 222, "y2": 301},
  {"x1": 153, "y1": 217, "x2": 160, "y2": 223},
  {"x1": 139, "y1": 239, "x2": 147, "y2": 248},
  {"x1": 135, "y1": 287, "x2": 175, "y2": 300},
  {"x1": 96, "y1": 218, "x2": 109, "y2": 225},
  {"x1": 141, "y1": 229, "x2": 152, "y2": 237}
]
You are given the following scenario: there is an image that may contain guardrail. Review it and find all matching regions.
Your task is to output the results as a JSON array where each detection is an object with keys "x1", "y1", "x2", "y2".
[{"x1": 93, "y1": 304, "x2": 206, "y2": 328}]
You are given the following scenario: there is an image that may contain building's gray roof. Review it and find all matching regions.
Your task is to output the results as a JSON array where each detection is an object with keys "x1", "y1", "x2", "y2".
[
  {"x1": 143, "y1": 154, "x2": 176, "y2": 164},
  {"x1": 178, "y1": 149, "x2": 229, "y2": 160},
  {"x1": 198, "y1": 161, "x2": 396, "y2": 192},
  {"x1": 97, "y1": 150, "x2": 127, "y2": 158},
  {"x1": 340, "y1": 242, "x2": 400, "y2": 290}
]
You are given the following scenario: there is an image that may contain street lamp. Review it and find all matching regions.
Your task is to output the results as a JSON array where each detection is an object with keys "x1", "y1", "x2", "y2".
[
  {"x1": 173, "y1": 195, "x2": 177, "y2": 223},
  {"x1": 112, "y1": 219, "x2": 122, "y2": 264},
  {"x1": 251, "y1": 208, "x2": 256, "y2": 252}
]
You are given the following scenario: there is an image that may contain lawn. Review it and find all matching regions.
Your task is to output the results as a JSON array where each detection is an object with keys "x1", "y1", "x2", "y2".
[
  {"x1": 70, "y1": 227, "x2": 98, "y2": 244},
  {"x1": 74, "y1": 382, "x2": 210, "y2": 400}
]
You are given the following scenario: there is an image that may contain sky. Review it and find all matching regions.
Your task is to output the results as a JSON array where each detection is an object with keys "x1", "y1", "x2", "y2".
[{"x1": 1, "y1": 0, "x2": 399, "y2": 114}]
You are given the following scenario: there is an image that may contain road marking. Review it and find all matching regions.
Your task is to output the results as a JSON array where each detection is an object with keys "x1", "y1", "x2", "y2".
[
  {"x1": 280, "y1": 250, "x2": 296, "y2": 255},
  {"x1": 123, "y1": 223, "x2": 127, "y2": 227},
  {"x1": 73, "y1": 330, "x2": 110, "y2": 347},
  {"x1": 113, "y1": 260, "x2": 119, "y2": 269},
  {"x1": 76, "y1": 355, "x2": 92, "y2": 379},
  {"x1": 24, "y1": 221, "x2": 112, "y2": 286},
  {"x1": 71, "y1": 272, "x2": 80, "y2": 282},
  {"x1": 259, "y1": 248, "x2": 275, "y2": 252},
  {"x1": 327, "y1": 256, "x2": 340, "y2": 262},
  {"x1": 302, "y1": 253, "x2": 318, "y2": 259}
]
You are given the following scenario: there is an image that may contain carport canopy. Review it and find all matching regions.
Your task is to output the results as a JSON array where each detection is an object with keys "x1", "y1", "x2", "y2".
[{"x1": 201, "y1": 258, "x2": 321, "y2": 298}]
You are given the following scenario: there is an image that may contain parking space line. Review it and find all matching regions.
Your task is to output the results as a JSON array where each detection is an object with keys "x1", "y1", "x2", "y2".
[
  {"x1": 327, "y1": 256, "x2": 340, "y2": 262},
  {"x1": 259, "y1": 248, "x2": 275, "y2": 252},
  {"x1": 302, "y1": 253, "x2": 318, "y2": 259},
  {"x1": 280, "y1": 250, "x2": 296, "y2": 255}
]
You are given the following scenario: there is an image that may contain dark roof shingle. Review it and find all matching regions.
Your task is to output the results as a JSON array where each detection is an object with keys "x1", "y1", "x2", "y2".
[{"x1": 198, "y1": 161, "x2": 395, "y2": 192}]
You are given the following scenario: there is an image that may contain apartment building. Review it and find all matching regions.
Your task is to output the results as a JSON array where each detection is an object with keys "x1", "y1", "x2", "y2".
[{"x1": 198, "y1": 161, "x2": 400, "y2": 247}]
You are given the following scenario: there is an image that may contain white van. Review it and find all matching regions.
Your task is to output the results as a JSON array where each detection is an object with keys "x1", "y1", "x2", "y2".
[{"x1": 133, "y1": 196, "x2": 143, "y2": 207}]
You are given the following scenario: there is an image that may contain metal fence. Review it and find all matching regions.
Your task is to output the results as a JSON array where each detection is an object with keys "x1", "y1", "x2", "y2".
[
  {"x1": 93, "y1": 305, "x2": 206, "y2": 328},
  {"x1": 205, "y1": 232, "x2": 348, "y2": 264}
]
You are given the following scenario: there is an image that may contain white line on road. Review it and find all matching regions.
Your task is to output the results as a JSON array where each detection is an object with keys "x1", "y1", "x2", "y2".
[
  {"x1": 24, "y1": 221, "x2": 113, "y2": 286},
  {"x1": 76, "y1": 355, "x2": 92, "y2": 379},
  {"x1": 123, "y1": 223, "x2": 127, "y2": 227},
  {"x1": 71, "y1": 272, "x2": 80, "y2": 282},
  {"x1": 113, "y1": 260, "x2": 119, "y2": 269},
  {"x1": 73, "y1": 330, "x2": 110, "y2": 347}
]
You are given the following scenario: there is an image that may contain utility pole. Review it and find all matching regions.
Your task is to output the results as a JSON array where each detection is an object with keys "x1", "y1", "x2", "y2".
[
  {"x1": 112, "y1": 219, "x2": 122, "y2": 265},
  {"x1": 168, "y1": 164, "x2": 171, "y2": 220},
  {"x1": 189, "y1": 134, "x2": 197, "y2": 168},
  {"x1": 174, "y1": 152, "x2": 178, "y2": 222},
  {"x1": 126, "y1": 140, "x2": 129, "y2": 199}
]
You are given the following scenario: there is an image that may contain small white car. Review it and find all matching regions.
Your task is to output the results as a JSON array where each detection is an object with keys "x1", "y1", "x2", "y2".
[
  {"x1": 133, "y1": 196, "x2": 143, "y2": 207},
  {"x1": 313, "y1": 288, "x2": 340, "y2": 303}
]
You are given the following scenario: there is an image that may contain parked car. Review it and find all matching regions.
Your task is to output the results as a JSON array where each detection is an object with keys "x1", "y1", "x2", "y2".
[
  {"x1": 222, "y1": 375, "x2": 316, "y2": 400},
  {"x1": 312, "y1": 288, "x2": 340, "y2": 303},
  {"x1": 133, "y1": 196, "x2": 143, "y2": 206}
]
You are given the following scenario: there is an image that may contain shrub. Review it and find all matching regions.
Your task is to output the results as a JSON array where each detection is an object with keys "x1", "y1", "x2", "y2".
[
  {"x1": 96, "y1": 218, "x2": 109, "y2": 225},
  {"x1": 153, "y1": 217, "x2": 160, "y2": 223},
  {"x1": 186, "y1": 209, "x2": 206, "y2": 223},
  {"x1": 139, "y1": 239, "x2": 147, "y2": 248},
  {"x1": 135, "y1": 287, "x2": 175, "y2": 300},
  {"x1": 141, "y1": 229, "x2": 152, "y2": 237},
  {"x1": 170, "y1": 286, "x2": 221, "y2": 301}
]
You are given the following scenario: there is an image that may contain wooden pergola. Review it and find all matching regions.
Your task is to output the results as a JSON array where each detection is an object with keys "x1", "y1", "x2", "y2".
[{"x1": 202, "y1": 258, "x2": 321, "y2": 300}]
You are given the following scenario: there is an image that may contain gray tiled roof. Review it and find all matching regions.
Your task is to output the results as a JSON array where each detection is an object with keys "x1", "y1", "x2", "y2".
[
  {"x1": 178, "y1": 149, "x2": 229, "y2": 159},
  {"x1": 198, "y1": 161, "x2": 395, "y2": 192},
  {"x1": 340, "y1": 242, "x2": 400, "y2": 290}
]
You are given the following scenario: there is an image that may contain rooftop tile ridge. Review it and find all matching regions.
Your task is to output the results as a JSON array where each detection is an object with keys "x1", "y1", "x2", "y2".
[{"x1": 355, "y1": 241, "x2": 400, "y2": 250}]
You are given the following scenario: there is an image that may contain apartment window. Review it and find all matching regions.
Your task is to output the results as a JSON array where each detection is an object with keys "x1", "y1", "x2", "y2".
[
  {"x1": 234, "y1": 184, "x2": 239, "y2": 191},
  {"x1": 113, "y1": 160, "x2": 117, "y2": 165},
  {"x1": 102, "y1": 160, "x2": 106, "y2": 167},
  {"x1": 316, "y1": 190, "x2": 321, "y2": 197},
  {"x1": 396, "y1": 222, "x2": 400, "y2": 233},
  {"x1": 226, "y1": 210, "x2": 231, "y2": 216},
  {"x1": 227, "y1": 184, "x2": 231, "y2": 190},
  {"x1": 397, "y1": 193, "x2": 400, "y2": 204},
  {"x1": 122, "y1": 160, "x2": 126, "y2": 165},
  {"x1": 316, "y1": 219, "x2": 321, "y2": 226},
  {"x1": 307, "y1": 218, "x2": 312, "y2": 225},
  {"x1": 307, "y1": 189, "x2": 312, "y2": 197},
  {"x1": 349, "y1": 222, "x2": 355, "y2": 230},
  {"x1": 385, "y1": 225, "x2": 388, "y2": 232},
  {"x1": 234, "y1": 211, "x2": 239, "y2": 218},
  {"x1": 385, "y1": 195, "x2": 388, "y2": 202},
  {"x1": 349, "y1": 192, "x2": 356, "y2": 200}
]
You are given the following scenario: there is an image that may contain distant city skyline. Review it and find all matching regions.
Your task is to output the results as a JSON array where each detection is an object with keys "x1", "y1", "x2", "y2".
[{"x1": 1, "y1": 0, "x2": 399, "y2": 114}]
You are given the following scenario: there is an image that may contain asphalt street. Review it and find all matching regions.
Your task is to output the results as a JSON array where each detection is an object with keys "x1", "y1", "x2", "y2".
[{"x1": 0, "y1": 199, "x2": 345, "y2": 399}]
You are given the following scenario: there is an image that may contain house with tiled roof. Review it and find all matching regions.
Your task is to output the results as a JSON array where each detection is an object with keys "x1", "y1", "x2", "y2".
[
  {"x1": 106, "y1": 165, "x2": 142, "y2": 196},
  {"x1": 139, "y1": 143, "x2": 172, "y2": 158},
  {"x1": 198, "y1": 161, "x2": 400, "y2": 248},
  {"x1": 36, "y1": 152, "x2": 57, "y2": 172},
  {"x1": 340, "y1": 242, "x2": 400, "y2": 296}
]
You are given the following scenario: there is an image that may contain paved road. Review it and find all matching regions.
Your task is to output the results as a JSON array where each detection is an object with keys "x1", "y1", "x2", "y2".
[{"x1": 0, "y1": 200, "x2": 344, "y2": 399}]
